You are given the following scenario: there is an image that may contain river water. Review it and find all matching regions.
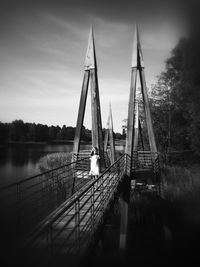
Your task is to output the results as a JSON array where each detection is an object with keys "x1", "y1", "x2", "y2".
[{"x1": 0, "y1": 142, "x2": 125, "y2": 188}]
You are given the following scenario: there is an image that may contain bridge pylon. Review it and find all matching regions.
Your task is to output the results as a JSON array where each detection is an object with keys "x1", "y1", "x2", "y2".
[
  {"x1": 125, "y1": 24, "x2": 158, "y2": 176},
  {"x1": 72, "y1": 27, "x2": 105, "y2": 168},
  {"x1": 104, "y1": 103, "x2": 116, "y2": 164}
]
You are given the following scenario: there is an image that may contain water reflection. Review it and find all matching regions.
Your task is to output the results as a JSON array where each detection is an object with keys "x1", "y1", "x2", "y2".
[
  {"x1": 0, "y1": 144, "x2": 78, "y2": 187},
  {"x1": 0, "y1": 143, "x2": 125, "y2": 187}
]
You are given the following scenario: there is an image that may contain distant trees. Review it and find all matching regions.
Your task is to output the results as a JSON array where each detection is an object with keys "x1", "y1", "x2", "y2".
[
  {"x1": 0, "y1": 120, "x2": 123, "y2": 144},
  {"x1": 0, "y1": 122, "x2": 9, "y2": 143},
  {"x1": 121, "y1": 119, "x2": 127, "y2": 137},
  {"x1": 9, "y1": 120, "x2": 27, "y2": 142},
  {"x1": 0, "y1": 120, "x2": 79, "y2": 143},
  {"x1": 56, "y1": 125, "x2": 75, "y2": 141}
]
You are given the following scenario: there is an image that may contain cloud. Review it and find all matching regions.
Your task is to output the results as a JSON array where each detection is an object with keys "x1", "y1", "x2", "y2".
[{"x1": 0, "y1": 1, "x2": 187, "y2": 132}]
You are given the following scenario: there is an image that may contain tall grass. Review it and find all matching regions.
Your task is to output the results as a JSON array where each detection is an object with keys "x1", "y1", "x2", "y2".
[
  {"x1": 38, "y1": 152, "x2": 71, "y2": 172},
  {"x1": 161, "y1": 164, "x2": 200, "y2": 201}
]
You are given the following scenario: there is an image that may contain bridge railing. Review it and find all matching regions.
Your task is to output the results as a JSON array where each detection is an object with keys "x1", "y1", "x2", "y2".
[
  {"x1": 72, "y1": 149, "x2": 111, "y2": 169},
  {"x1": 23, "y1": 154, "x2": 127, "y2": 263},
  {"x1": 0, "y1": 157, "x2": 90, "y2": 237},
  {"x1": 131, "y1": 151, "x2": 159, "y2": 171},
  {"x1": 71, "y1": 150, "x2": 91, "y2": 162}
]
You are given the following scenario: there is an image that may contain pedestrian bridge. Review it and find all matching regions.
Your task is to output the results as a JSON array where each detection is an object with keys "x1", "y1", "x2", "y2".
[{"x1": 0, "y1": 151, "x2": 160, "y2": 266}]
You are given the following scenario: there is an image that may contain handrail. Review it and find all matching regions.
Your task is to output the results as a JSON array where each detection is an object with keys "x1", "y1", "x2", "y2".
[
  {"x1": 0, "y1": 156, "x2": 89, "y2": 191},
  {"x1": 23, "y1": 154, "x2": 127, "y2": 259},
  {"x1": 1, "y1": 151, "x2": 161, "y2": 265},
  {"x1": 0, "y1": 156, "x2": 91, "y2": 237},
  {"x1": 26, "y1": 154, "x2": 125, "y2": 243}
]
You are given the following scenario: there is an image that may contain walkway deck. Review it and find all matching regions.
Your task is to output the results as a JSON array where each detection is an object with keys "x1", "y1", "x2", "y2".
[{"x1": 16, "y1": 155, "x2": 126, "y2": 266}]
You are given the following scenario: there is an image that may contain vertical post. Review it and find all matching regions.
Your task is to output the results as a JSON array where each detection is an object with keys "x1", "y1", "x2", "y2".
[
  {"x1": 104, "y1": 104, "x2": 116, "y2": 165},
  {"x1": 108, "y1": 103, "x2": 116, "y2": 164},
  {"x1": 73, "y1": 71, "x2": 90, "y2": 154},
  {"x1": 125, "y1": 25, "x2": 138, "y2": 176},
  {"x1": 73, "y1": 27, "x2": 105, "y2": 168},
  {"x1": 90, "y1": 69, "x2": 99, "y2": 149},
  {"x1": 104, "y1": 128, "x2": 109, "y2": 152},
  {"x1": 139, "y1": 67, "x2": 157, "y2": 152},
  {"x1": 104, "y1": 107, "x2": 110, "y2": 152},
  {"x1": 139, "y1": 119, "x2": 145, "y2": 151},
  {"x1": 133, "y1": 101, "x2": 139, "y2": 151},
  {"x1": 90, "y1": 69, "x2": 105, "y2": 169},
  {"x1": 137, "y1": 25, "x2": 157, "y2": 153},
  {"x1": 125, "y1": 68, "x2": 137, "y2": 174}
]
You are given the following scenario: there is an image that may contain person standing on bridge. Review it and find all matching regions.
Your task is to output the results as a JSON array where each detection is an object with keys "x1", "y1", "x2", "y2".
[{"x1": 89, "y1": 147, "x2": 100, "y2": 190}]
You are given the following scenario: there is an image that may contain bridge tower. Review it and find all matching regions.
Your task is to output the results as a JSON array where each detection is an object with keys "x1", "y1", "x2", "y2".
[
  {"x1": 72, "y1": 27, "x2": 105, "y2": 168},
  {"x1": 133, "y1": 101, "x2": 145, "y2": 151},
  {"x1": 125, "y1": 24, "x2": 157, "y2": 175},
  {"x1": 104, "y1": 103, "x2": 116, "y2": 165}
]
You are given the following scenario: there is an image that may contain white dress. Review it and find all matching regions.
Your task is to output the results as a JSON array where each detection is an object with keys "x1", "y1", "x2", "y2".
[{"x1": 89, "y1": 155, "x2": 100, "y2": 176}]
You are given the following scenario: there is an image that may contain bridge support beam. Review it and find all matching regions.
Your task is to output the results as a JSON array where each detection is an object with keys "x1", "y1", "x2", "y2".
[
  {"x1": 125, "y1": 67, "x2": 137, "y2": 158},
  {"x1": 73, "y1": 27, "x2": 105, "y2": 168},
  {"x1": 139, "y1": 67, "x2": 157, "y2": 152},
  {"x1": 125, "y1": 25, "x2": 138, "y2": 175},
  {"x1": 73, "y1": 71, "x2": 90, "y2": 154},
  {"x1": 133, "y1": 101, "x2": 139, "y2": 151},
  {"x1": 139, "y1": 119, "x2": 145, "y2": 151},
  {"x1": 125, "y1": 24, "x2": 157, "y2": 176},
  {"x1": 104, "y1": 103, "x2": 116, "y2": 164}
]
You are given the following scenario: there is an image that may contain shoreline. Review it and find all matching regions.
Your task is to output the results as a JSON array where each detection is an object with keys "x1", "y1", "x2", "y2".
[
  {"x1": 1, "y1": 140, "x2": 89, "y2": 146},
  {"x1": 0, "y1": 139, "x2": 126, "y2": 146}
]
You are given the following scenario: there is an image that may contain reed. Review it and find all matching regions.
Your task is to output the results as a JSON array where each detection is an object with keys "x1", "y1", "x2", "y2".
[
  {"x1": 161, "y1": 163, "x2": 200, "y2": 201},
  {"x1": 38, "y1": 152, "x2": 71, "y2": 172}
]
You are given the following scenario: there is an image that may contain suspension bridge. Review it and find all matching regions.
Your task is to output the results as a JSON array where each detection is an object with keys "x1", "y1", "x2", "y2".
[{"x1": 0, "y1": 25, "x2": 160, "y2": 267}]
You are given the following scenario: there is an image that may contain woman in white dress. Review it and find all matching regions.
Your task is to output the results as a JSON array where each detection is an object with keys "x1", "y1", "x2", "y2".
[{"x1": 89, "y1": 147, "x2": 100, "y2": 189}]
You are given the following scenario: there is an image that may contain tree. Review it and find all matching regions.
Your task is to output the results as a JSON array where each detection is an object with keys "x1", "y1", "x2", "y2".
[
  {"x1": 66, "y1": 126, "x2": 75, "y2": 140},
  {"x1": 122, "y1": 119, "x2": 127, "y2": 137},
  {"x1": 48, "y1": 126, "x2": 57, "y2": 141},
  {"x1": 9, "y1": 120, "x2": 26, "y2": 141},
  {"x1": 28, "y1": 123, "x2": 36, "y2": 141},
  {"x1": 152, "y1": 33, "x2": 200, "y2": 155},
  {"x1": 0, "y1": 122, "x2": 9, "y2": 142}
]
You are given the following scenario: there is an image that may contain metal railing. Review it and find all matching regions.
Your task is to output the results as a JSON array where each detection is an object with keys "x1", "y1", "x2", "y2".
[
  {"x1": 131, "y1": 151, "x2": 159, "y2": 171},
  {"x1": 23, "y1": 154, "x2": 127, "y2": 265},
  {"x1": 71, "y1": 150, "x2": 91, "y2": 162},
  {"x1": 72, "y1": 150, "x2": 111, "y2": 169},
  {"x1": 1, "y1": 150, "x2": 161, "y2": 266},
  {"x1": 153, "y1": 155, "x2": 161, "y2": 186},
  {"x1": 0, "y1": 157, "x2": 90, "y2": 236}
]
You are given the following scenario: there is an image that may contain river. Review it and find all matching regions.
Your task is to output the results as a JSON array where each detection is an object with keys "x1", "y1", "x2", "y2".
[{"x1": 0, "y1": 142, "x2": 125, "y2": 188}]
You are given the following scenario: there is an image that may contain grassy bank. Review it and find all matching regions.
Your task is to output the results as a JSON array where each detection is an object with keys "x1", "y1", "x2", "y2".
[
  {"x1": 159, "y1": 162, "x2": 200, "y2": 265},
  {"x1": 161, "y1": 163, "x2": 200, "y2": 201}
]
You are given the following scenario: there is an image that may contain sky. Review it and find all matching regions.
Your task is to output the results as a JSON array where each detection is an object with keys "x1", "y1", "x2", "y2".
[{"x1": 0, "y1": 0, "x2": 188, "y2": 132}]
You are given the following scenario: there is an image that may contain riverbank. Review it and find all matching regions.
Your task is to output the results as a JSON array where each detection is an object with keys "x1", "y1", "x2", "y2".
[
  {"x1": 0, "y1": 139, "x2": 126, "y2": 148},
  {"x1": 1, "y1": 140, "x2": 74, "y2": 145}
]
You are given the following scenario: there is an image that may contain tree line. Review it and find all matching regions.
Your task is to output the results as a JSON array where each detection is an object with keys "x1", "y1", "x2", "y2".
[
  {"x1": 147, "y1": 22, "x2": 200, "y2": 156},
  {"x1": 0, "y1": 120, "x2": 124, "y2": 143}
]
